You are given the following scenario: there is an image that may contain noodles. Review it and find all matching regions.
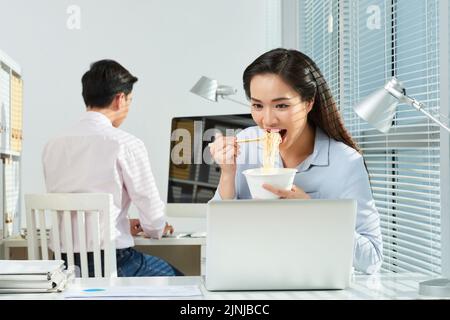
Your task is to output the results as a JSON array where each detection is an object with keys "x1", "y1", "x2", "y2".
[{"x1": 262, "y1": 131, "x2": 282, "y2": 171}]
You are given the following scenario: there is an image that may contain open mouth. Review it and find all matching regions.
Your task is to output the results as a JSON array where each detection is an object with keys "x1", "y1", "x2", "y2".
[
  {"x1": 279, "y1": 129, "x2": 287, "y2": 143},
  {"x1": 266, "y1": 128, "x2": 288, "y2": 144}
]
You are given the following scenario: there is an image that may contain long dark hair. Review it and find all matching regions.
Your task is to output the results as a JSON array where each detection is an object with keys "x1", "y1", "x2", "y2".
[{"x1": 243, "y1": 48, "x2": 362, "y2": 154}]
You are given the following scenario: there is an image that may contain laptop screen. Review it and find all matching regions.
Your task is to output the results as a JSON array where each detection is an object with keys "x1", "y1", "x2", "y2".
[{"x1": 168, "y1": 114, "x2": 255, "y2": 203}]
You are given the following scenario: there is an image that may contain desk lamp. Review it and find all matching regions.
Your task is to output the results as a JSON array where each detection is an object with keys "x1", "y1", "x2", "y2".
[
  {"x1": 354, "y1": 77, "x2": 450, "y2": 297},
  {"x1": 190, "y1": 76, "x2": 249, "y2": 107}
]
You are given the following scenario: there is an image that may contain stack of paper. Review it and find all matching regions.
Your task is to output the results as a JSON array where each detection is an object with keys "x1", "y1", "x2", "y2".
[
  {"x1": 0, "y1": 260, "x2": 70, "y2": 293},
  {"x1": 0, "y1": 63, "x2": 11, "y2": 151},
  {"x1": 4, "y1": 160, "x2": 20, "y2": 238},
  {"x1": 10, "y1": 73, "x2": 23, "y2": 153}
]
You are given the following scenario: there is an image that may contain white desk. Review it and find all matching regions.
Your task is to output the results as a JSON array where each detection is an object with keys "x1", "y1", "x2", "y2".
[
  {"x1": 2, "y1": 234, "x2": 207, "y2": 275},
  {"x1": 0, "y1": 273, "x2": 444, "y2": 300},
  {"x1": 134, "y1": 235, "x2": 206, "y2": 246},
  {"x1": 2, "y1": 234, "x2": 206, "y2": 247},
  {"x1": 1, "y1": 234, "x2": 206, "y2": 258},
  {"x1": 1, "y1": 235, "x2": 26, "y2": 260}
]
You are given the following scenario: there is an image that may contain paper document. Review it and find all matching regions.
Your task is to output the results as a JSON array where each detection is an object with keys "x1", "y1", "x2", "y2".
[
  {"x1": 64, "y1": 285, "x2": 202, "y2": 298},
  {"x1": 190, "y1": 232, "x2": 207, "y2": 238},
  {"x1": 162, "y1": 232, "x2": 191, "y2": 239},
  {"x1": 162, "y1": 232, "x2": 207, "y2": 238}
]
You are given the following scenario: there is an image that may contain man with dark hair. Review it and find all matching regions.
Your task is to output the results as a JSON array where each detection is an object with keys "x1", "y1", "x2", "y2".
[{"x1": 42, "y1": 60, "x2": 183, "y2": 276}]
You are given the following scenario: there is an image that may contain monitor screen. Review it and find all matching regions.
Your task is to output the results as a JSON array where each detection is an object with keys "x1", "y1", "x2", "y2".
[{"x1": 168, "y1": 114, "x2": 256, "y2": 203}]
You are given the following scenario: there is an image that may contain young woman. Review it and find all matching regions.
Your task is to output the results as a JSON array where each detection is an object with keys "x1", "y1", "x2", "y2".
[{"x1": 209, "y1": 48, "x2": 383, "y2": 274}]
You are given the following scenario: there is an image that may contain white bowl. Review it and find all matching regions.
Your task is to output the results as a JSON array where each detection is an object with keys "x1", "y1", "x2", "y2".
[{"x1": 243, "y1": 168, "x2": 297, "y2": 199}]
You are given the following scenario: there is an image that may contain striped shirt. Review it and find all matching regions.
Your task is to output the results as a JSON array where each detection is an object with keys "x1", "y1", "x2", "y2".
[
  {"x1": 212, "y1": 126, "x2": 383, "y2": 274},
  {"x1": 42, "y1": 111, "x2": 166, "y2": 251}
]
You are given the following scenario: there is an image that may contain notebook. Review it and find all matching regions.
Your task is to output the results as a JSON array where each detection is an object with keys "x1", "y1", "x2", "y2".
[
  {"x1": 0, "y1": 260, "x2": 68, "y2": 293},
  {"x1": 0, "y1": 260, "x2": 65, "y2": 279}
]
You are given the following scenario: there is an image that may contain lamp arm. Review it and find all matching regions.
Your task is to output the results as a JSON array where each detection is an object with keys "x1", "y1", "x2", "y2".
[
  {"x1": 406, "y1": 96, "x2": 450, "y2": 134},
  {"x1": 386, "y1": 84, "x2": 450, "y2": 133},
  {"x1": 221, "y1": 95, "x2": 250, "y2": 108}
]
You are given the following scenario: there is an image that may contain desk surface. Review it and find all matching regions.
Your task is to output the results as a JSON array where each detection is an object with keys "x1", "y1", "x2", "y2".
[
  {"x1": 2, "y1": 234, "x2": 206, "y2": 247},
  {"x1": 0, "y1": 273, "x2": 444, "y2": 300},
  {"x1": 134, "y1": 234, "x2": 206, "y2": 246}
]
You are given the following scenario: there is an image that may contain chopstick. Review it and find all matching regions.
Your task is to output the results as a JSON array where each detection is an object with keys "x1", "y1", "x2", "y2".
[
  {"x1": 208, "y1": 137, "x2": 265, "y2": 147},
  {"x1": 236, "y1": 137, "x2": 264, "y2": 144}
]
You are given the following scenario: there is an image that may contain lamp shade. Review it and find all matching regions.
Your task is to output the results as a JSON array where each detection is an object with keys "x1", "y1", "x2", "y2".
[
  {"x1": 353, "y1": 78, "x2": 405, "y2": 133},
  {"x1": 190, "y1": 76, "x2": 219, "y2": 102},
  {"x1": 353, "y1": 89, "x2": 397, "y2": 133},
  {"x1": 190, "y1": 76, "x2": 237, "y2": 102}
]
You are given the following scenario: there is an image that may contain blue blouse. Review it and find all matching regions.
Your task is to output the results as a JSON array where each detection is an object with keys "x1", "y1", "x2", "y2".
[{"x1": 212, "y1": 126, "x2": 383, "y2": 274}]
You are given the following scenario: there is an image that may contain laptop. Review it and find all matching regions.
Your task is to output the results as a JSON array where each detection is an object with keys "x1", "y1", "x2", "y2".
[{"x1": 205, "y1": 199, "x2": 357, "y2": 291}]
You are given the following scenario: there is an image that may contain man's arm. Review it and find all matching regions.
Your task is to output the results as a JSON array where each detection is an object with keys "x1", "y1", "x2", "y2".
[{"x1": 119, "y1": 139, "x2": 166, "y2": 239}]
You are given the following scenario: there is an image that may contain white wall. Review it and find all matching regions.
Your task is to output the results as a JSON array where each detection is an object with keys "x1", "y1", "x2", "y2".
[{"x1": 0, "y1": 0, "x2": 270, "y2": 228}]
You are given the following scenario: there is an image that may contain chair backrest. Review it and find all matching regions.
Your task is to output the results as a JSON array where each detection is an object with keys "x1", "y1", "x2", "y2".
[{"x1": 25, "y1": 193, "x2": 117, "y2": 278}]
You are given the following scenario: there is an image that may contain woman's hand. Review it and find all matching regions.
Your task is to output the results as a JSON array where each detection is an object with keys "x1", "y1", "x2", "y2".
[
  {"x1": 262, "y1": 184, "x2": 311, "y2": 199},
  {"x1": 209, "y1": 132, "x2": 239, "y2": 199},
  {"x1": 209, "y1": 133, "x2": 240, "y2": 175}
]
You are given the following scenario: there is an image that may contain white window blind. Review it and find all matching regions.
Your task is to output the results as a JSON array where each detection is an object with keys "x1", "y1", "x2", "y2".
[
  {"x1": 301, "y1": 0, "x2": 442, "y2": 276},
  {"x1": 303, "y1": 0, "x2": 341, "y2": 105}
]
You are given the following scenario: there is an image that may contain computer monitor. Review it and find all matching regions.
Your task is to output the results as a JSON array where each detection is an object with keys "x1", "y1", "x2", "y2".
[{"x1": 166, "y1": 114, "x2": 255, "y2": 217}]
